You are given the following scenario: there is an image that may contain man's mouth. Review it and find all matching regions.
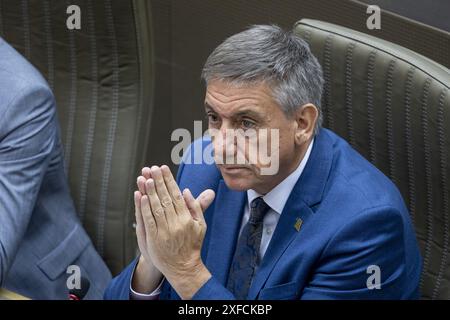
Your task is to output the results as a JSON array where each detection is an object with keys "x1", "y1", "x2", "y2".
[{"x1": 219, "y1": 165, "x2": 251, "y2": 174}]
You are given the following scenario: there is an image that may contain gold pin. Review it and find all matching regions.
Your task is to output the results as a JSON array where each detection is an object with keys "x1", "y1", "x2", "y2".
[{"x1": 294, "y1": 218, "x2": 303, "y2": 232}]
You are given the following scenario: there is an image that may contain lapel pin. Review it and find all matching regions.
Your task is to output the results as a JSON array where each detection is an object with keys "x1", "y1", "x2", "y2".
[{"x1": 294, "y1": 218, "x2": 303, "y2": 232}]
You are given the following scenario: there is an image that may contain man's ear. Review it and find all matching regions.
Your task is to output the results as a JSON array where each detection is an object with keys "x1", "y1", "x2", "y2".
[{"x1": 294, "y1": 103, "x2": 318, "y2": 145}]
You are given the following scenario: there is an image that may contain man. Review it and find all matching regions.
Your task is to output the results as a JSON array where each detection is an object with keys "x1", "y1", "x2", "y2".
[
  {"x1": 105, "y1": 25, "x2": 422, "y2": 300},
  {"x1": 0, "y1": 37, "x2": 111, "y2": 299}
]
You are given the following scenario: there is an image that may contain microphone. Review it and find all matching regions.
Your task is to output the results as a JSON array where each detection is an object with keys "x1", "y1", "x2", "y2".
[{"x1": 69, "y1": 276, "x2": 90, "y2": 300}]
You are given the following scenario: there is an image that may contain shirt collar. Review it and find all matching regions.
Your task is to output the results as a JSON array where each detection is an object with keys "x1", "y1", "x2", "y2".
[{"x1": 247, "y1": 139, "x2": 314, "y2": 215}]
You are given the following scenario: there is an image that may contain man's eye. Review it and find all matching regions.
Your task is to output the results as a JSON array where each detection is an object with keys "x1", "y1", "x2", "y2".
[
  {"x1": 241, "y1": 119, "x2": 256, "y2": 129},
  {"x1": 207, "y1": 114, "x2": 219, "y2": 123}
]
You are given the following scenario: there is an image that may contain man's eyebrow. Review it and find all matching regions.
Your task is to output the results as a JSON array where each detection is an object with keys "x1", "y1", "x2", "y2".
[
  {"x1": 204, "y1": 103, "x2": 215, "y2": 112},
  {"x1": 204, "y1": 103, "x2": 263, "y2": 120},
  {"x1": 234, "y1": 108, "x2": 263, "y2": 119}
]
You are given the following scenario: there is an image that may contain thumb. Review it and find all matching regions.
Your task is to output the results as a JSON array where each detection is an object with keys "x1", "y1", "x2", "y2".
[
  {"x1": 183, "y1": 189, "x2": 215, "y2": 221},
  {"x1": 197, "y1": 189, "x2": 215, "y2": 212}
]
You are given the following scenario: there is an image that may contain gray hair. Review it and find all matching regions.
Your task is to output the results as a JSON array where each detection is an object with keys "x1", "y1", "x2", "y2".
[{"x1": 201, "y1": 25, "x2": 324, "y2": 134}]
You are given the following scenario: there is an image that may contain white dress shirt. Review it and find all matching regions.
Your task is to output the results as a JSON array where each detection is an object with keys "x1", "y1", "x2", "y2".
[
  {"x1": 243, "y1": 139, "x2": 314, "y2": 260},
  {"x1": 130, "y1": 140, "x2": 314, "y2": 298}
]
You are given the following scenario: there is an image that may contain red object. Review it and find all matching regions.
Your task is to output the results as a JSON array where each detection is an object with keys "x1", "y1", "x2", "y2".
[{"x1": 69, "y1": 294, "x2": 80, "y2": 300}]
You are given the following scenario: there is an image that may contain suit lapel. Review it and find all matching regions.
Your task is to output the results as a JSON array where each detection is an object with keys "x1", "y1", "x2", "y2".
[
  {"x1": 247, "y1": 191, "x2": 313, "y2": 299},
  {"x1": 248, "y1": 129, "x2": 334, "y2": 299},
  {"x1": 204, "y1": 180, "x2": 247, "y2": 286}
]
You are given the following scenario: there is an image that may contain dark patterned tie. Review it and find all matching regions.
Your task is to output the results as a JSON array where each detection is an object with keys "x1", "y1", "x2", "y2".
[{"x1": 226, "y1": 197, "x2": 270, "y2": 299}]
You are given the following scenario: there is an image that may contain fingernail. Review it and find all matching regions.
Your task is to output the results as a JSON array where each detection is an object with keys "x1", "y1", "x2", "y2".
[{"x1": 142, "y1": 167, "x2": 150, "y2": 174}]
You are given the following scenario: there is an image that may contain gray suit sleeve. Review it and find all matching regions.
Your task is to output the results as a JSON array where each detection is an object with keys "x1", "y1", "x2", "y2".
[{"x1": 0, "y1": 84, "x2": 57, "y2": 284}]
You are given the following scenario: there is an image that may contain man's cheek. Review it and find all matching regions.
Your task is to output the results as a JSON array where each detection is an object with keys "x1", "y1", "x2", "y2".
[
  {"x1": 239, "y1": 135, "x2": 258, "y2": 166},
  {"x1": 257, "y1": 129, "x2": 280, "y2": 176},
  {"x1": 212, "y1": 142, "x2": 224, "y2": 165}
]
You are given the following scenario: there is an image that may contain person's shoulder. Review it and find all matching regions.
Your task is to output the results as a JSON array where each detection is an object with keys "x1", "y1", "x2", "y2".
[
  {"x1": 177, "y1": 137, "x2": 222, "y2": 195},
  {"x1": 0, "y1": 38, "x2": 51, "y2": 105},
  {"x1": 322, "y1": 129, "x2": 406, "y2": 214}
]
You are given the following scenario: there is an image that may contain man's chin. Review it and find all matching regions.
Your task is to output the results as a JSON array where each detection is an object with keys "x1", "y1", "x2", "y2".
[{"x1": 221, "y1": 173, "x2": 254, "y2": 191}]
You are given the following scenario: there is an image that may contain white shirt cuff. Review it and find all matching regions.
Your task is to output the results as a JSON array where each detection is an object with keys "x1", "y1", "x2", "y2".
[{"x1": 129, "y1": 260, "x2": 164, "y2": 300}]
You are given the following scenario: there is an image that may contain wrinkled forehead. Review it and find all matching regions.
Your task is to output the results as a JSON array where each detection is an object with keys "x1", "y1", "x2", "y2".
[{"x1": 204, "y1": 80, "x2": 277, "y2": 116}]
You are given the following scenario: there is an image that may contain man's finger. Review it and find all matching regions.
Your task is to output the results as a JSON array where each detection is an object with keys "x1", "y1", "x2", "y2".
[
  {"x1": 161, "y1": 165, "x2": 186, "y2": 211},
  {"x1": 150, "y1": 166, "x2": 177, "y2": 218},
  {"x1": 183, "y1": 188, "x2": 207, "y2": 225},
  {"x1": 140, "y1": 194, "x2": 157, "y2": 236},
  {"x1": 197, "y1": 189, "x2": 215, "y2": 212},
  {"x1": 137, "y1": 176, "x2": 147, "y2": 195},
  {"x1": 145, "y1": 178, "x2": 169, "y2": 231},
  {"x1": 142, "y1": 167, "x2": 152, "y2": 180},
  {"x1": 134, "y1": 191, "x2": 144, "y2": 228},
  {"x1": 134, "y1": 191, "x2": 147, "y2": 248}
]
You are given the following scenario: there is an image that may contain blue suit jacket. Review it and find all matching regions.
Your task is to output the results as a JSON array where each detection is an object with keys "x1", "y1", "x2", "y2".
[
  {"x1": 0, "y1": 37, "x2": 111, "y2": 299},
  {"x1": 105, "y1": 128, "x2": 422, "y2": 300}
]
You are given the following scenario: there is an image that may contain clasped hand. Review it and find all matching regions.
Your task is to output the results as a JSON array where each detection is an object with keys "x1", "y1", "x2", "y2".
[{"x1": 134, "y1": 165, "x2": 215, "y2": 299}]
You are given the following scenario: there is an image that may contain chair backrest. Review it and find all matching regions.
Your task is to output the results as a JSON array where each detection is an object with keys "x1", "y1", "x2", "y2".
[
  {"x1": 0, "y1": 0, "x2": 154, "y2": 275},
  {"x1": 294, "y1": 18, "x2": 450, "y2": 299}
]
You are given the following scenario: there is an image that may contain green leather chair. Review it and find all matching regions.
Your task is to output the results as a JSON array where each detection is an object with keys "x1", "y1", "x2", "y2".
[
  {"x1": 295, "y1": 19, "x2": 450, "y2": 299},
  {"x1": 0, "y1": 0, "x2": 154, "y2": 275}
]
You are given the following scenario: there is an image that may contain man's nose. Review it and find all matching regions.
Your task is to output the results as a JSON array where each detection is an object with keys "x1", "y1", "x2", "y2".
[{"x1": 212, "y1": 124, "x2": 237, "y2": 159}]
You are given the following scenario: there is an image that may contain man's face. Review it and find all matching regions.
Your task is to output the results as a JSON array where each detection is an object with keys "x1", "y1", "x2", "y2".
[{"x1": 204, "y1": 80, "x2": 308, "y2": 194}]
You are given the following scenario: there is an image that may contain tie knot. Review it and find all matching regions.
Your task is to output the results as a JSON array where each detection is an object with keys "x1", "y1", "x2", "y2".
[{"x1": 249, "y1": 197, "x2": 270, "y2": 224}]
